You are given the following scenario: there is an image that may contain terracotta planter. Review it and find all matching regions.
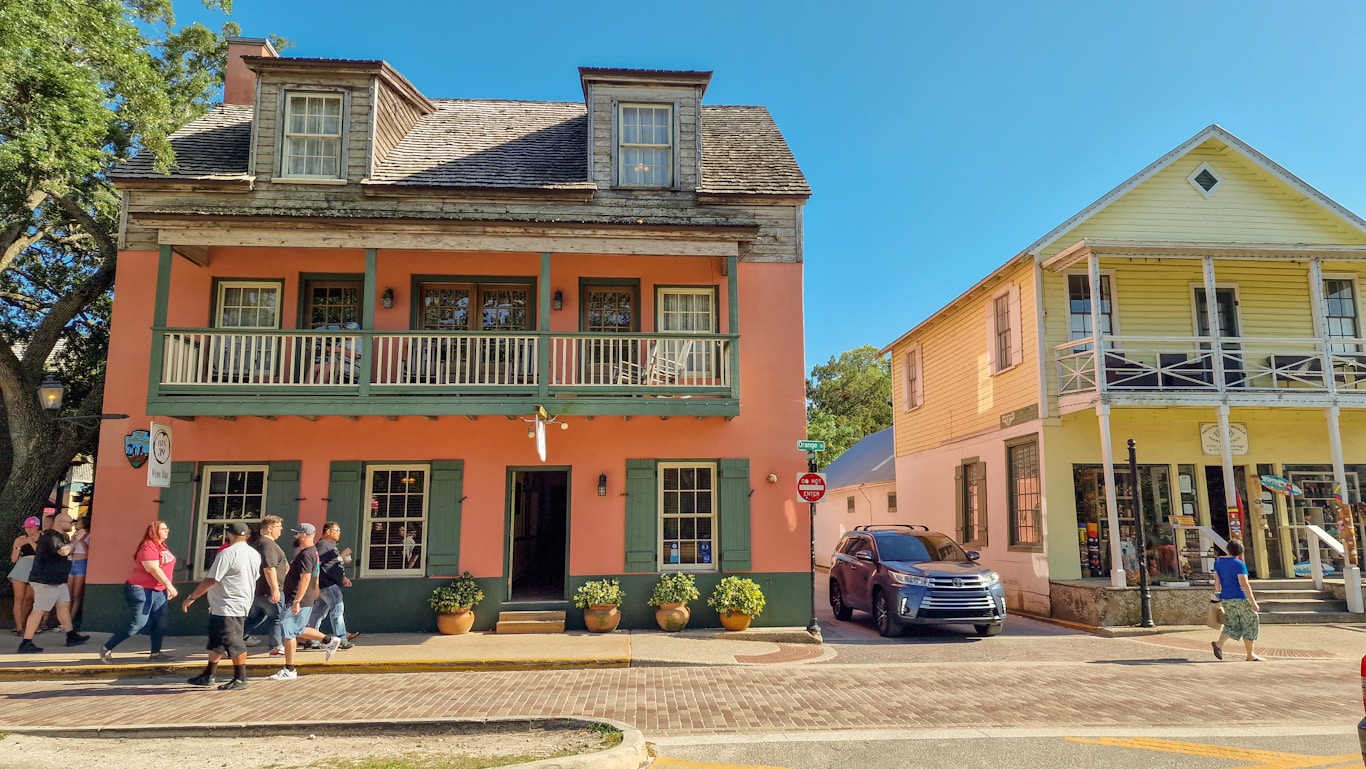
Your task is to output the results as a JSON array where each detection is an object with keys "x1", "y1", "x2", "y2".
[
  {"x1": 584, "y1": 604, "x2": 622, "y2": 633},
  {"x1": 654, "y1": 601, "x2": 691, "y2": 632},
  {"x1": 436, "y1": 609, "x2": 475, "y2": 635},
  {"x1": 719, "y1": 610, "x2": 752, "y2": 631}
]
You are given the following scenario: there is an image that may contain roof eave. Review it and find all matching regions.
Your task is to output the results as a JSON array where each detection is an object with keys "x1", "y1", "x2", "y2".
[{"x1": 879, "y1": 251, "x2": 1033, "y2": 356}]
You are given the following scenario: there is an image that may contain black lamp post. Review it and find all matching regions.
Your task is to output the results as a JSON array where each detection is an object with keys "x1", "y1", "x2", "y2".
[{"x1": 1127, "y1": 439, "x2": 1155, "y2": 628}]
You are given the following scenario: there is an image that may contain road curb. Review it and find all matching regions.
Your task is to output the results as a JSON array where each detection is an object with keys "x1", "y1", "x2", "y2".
[{"x1": 0, "y1": 655, "x2": 632, "y2": 681}]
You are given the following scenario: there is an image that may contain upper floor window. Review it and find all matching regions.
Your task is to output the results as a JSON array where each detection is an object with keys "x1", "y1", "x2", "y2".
[
  {"x1": 1068, "y1": 273, "x2": 1113, "y2": 350},
  {"x1": 215, "y1": 281, "x2": 280, "y2": 329},
  {"x1": 618, "y1": 104, "x2": 672, "y2": 187},
  {"x1": 419, "y1": 282, "x2": 532, "y2": 331},
  {"x1": 903, "y1": 345, "x2": 923, "y2": 410},
  {"x1": 1324, "y1": 277, "x2": 1360, "y2": 351},
  {"x1": 283, "y1": 93, "x2": 343, "y2": 178},
  {"x1": 987, "y1": 284, "x2": 1022, "y2": 375}
]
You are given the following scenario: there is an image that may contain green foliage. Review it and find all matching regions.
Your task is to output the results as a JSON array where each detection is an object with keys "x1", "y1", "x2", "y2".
[
  {"x1": 707, "y1": 576, "x2": 766, "y2": 618},
  {"x1": 647, "y1": 572, "x2": 699, "y2": 606},
  {"x1": 805, "y1": 345, "x2": 892, "y2": 468},
  {"x1": 573, "y1": 578, "x2": 625, "y2": 609},
  {"x1": 429, "y1": 572, "x2": 484, "y2": 613}
]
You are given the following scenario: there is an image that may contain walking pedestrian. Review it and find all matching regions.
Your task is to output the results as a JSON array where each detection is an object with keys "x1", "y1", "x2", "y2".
[
  {"x1": 17, "y1": 514, "x2": 89, "y2": 652},
  {"x1": 267, "y1": 523, "x2": 341, "y2": 680},
  {"x1": 1211, "y1": 540, "x2": 1262, "y2": 662},
  {"x1": 67, "y1": 515, "x2": 91, "y2": 629},
  {"x1": 244, "y1": 515, "x2": 288, "y2": 656},
  {"x1": 307, "y1": 522, "x2": 356, "y2": 649},
  {"x1": 99, "y1": 521, "x2": 178, "y2": 663},
  {"x1": 8, "y1": 516, "x2": 40, "y2": 636},
  {"x1": 182, "y1": 521, "x2": 261, "y2": 690}
]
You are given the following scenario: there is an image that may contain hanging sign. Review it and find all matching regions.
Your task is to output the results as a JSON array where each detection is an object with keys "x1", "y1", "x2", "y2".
[
  {"x1": 147, "y1": 422, "x2": 173, "y2": 487},
  {"x1": 124, "y1": 430, "x2": 150, "y2": 469}
]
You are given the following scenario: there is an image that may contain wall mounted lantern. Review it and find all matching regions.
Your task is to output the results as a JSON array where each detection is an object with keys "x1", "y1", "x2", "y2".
[
  {"x1": 552, "y1": 290, "x2": 564, "y2": 311},
  {"x1": 381, "y1": 288, "x2": 394, "y2": 309},
  {"x1": 597, "y1": 472, "x2": 607, "y2": 496},
  {"x1": 39, "y1": 377, "x2": 64, "y2": 410}
]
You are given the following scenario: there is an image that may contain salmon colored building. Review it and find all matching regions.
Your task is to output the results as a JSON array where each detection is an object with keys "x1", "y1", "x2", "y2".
[{"x1": 90, "y1": 39, "x2": 812, "y2": 633}]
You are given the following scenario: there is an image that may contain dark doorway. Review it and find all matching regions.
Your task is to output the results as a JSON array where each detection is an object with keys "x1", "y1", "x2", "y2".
[
  {"x1": 1205, "y1": 465, "x2": 1258, "y2": 574},
  {"x1": 507, "y1": 469, "x2": 569, "y2": 602}
]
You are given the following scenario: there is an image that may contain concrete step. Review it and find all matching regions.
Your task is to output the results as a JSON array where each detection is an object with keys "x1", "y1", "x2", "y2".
[
  {"x1": 1260, "y1": 610, "x2": 1361, "y2": 624},
  {"x1": 1258, "y1": 598, "x2": 1348, "y2": 613},
  {"x1": 1254, "y1": 589, "x2": 1332, "y2": 600},
  {"x1": 495, "y1": 610, "x2": 566, "y2": 634},
  {"x1": 1251, "y1": 579, "x2": 1328, "y2": 590}
]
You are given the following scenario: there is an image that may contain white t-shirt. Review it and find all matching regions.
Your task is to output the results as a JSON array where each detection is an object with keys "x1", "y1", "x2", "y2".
[{"x1": 207, "y1": 540, "x2": 262, "y2": 617}]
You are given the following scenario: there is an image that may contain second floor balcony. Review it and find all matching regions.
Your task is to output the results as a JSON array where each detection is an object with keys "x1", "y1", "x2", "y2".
[{"x1": 1056, "y1": 335, "x2": 1366, "y2": 411}]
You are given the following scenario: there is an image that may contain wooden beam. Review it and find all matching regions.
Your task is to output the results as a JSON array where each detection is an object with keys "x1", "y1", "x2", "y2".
[
  {"x1": 256, "y1": 415, "x2": 277, "y2": 421},
  {"x1": 215, "y1": 415, "x2": 236, "y2": 421},
  {"x1": 172, "y1": 245, "x2": 210, "y2": 266},
  {"x1": 425, "y1": 415, "x2": 439, "y2": 421},
  {"x1": 299, "y1": 415, "x2": 318, "y2": 421},
  {"x1": 171, "y1": 415, "x2": 196, "y2": 422},
  {"x1": 381, "y1": 415, "x2": 397, "y2": 421},
  {"x1": 339, "y1": 415, "x2": 358, "y2": 421},
  {"x1": 464, "y1": 415, "x2": 478, "y2": 421}
]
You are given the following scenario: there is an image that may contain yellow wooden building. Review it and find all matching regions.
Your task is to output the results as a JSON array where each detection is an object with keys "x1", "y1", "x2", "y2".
[{"x1": 883, "y1": 125, "x2": 1366, "y2": 620}]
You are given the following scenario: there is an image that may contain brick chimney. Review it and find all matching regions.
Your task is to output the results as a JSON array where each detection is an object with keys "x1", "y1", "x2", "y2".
[{"x1": 224, "y1": 37, "x2": 278, "y2": 105}]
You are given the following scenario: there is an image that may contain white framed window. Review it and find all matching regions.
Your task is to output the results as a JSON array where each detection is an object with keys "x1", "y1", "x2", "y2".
[
  {"x1": 362, "y1": 465, "x2": 430, "y2": 576},
  {"x1": 986, "y1": 284, "x2": 1023, "y2": 375},
  {"x1": 658, "y1": 287, "x2": 716, "y2": 377},
  {"x1": 658, "y1": 462, "x2": 716, "y2": 571},
  {"x1": 196, "y1": 465, "x2": 268, "y2": 578},
  {"x1": 1067, "y1": 272, "x2": 1116, "y2": 351},
  {"x1": 210, "y1": 281, "x2": 282, "y2": 382},
  {"x1": 618, "y1": 104, "x2": 672, "y2": 187},
  {"x1": 282, "y1": 92, "x2": 344, "y2": 178},
  {"x1": 903, "y1": 344, "x2": 923, "y2": 411},
  {"x1": 1323, "y1": 276, "x2": 1361, "y2": 352},
  {"x1": 215, "y1": 281, "x2": 281, "y2": 329}
]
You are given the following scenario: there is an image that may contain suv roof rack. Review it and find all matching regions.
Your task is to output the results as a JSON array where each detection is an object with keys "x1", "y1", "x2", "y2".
[{"x1": 852, "y1": 524, "x2": 929, "y2": 532}]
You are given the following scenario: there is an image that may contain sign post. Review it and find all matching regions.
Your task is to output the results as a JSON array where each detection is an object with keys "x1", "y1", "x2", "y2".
[{"x1": 799, "y1": 440, "x2": 825, "y2": 639}]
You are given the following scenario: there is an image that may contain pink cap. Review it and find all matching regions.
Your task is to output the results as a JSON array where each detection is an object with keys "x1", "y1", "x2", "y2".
[{"x1": 22, "y1": 516, "x2": 40, "y2": 528}]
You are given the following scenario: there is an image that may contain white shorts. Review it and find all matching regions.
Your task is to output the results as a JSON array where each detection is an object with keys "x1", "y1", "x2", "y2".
[{"x1": 31, "y1": 582, "x2": 70, "y2": 612}]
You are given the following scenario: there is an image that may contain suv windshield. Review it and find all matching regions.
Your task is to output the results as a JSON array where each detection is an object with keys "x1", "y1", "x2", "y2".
[{"x1": 874, "y1": 533, "x2": 969, "y2": 563}]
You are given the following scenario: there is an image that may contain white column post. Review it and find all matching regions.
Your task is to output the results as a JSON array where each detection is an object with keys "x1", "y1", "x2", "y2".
[
  {"x1": 1216, "y1": 404, "x2": 1240, "y2": 546},
  {"x1": 1088, "y1": 253, "x2": 1106, "y2": 389},
  {"x1": 1097, "y1": 404, "x2": 1125, "y2": 587},
  {"x1": 1202, "y1": 256, "x2": 1226, "y2": 389},
  {"x1": 1326, "y1": 405, "x2": 1364, "y2": 612}
]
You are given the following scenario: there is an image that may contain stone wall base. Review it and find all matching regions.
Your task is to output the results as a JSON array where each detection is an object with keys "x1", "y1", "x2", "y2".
[{"x1": 1049, "y1": 580, "x2": 1215, "y2": 627}]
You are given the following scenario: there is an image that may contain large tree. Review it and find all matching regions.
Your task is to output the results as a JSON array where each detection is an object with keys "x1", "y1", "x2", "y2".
[
  {"x1": 0, "y1": 0, "x2": 242, "y2": 533},
  {"x1": 805, "y1": 345, "x2": 892, "y2": 469}
]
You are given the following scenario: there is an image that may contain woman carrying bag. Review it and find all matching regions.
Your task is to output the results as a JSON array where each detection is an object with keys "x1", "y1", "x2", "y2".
[
  {"x1": 1210, "y1": 540, "x2": 1262, "y2": 662},
  {"x1": 98, "y1": 521, "x2": 179, "y2": 662}
]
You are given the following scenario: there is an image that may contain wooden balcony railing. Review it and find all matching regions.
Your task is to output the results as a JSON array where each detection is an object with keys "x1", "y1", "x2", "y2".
[
  {"x1": 1056, "y1": 336, "x2": 1366, "y2": 396},
  {"x1": 158, "y1": 329, "x2": 735, "y2": 395}
]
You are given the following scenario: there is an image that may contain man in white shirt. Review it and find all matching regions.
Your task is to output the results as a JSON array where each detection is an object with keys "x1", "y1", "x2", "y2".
[{"x1": 182, "y1": 521, "x2": 261, "y2": 690}]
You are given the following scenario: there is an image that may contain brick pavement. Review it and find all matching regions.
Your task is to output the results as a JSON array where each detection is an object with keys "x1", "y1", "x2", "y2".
[{"x1": 0, "y1": 657, "x2": 1353, "y2": 737}]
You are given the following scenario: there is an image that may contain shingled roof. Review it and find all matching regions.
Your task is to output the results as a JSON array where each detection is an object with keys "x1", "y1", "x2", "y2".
[{"x1": 111, "y1": 99, "x2": 810, "y2": 197}]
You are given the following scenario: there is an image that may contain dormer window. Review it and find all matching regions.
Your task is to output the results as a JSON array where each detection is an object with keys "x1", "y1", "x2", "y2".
[
  {"x1": 282, "y1": 92, "x2": 343, "y2": 178},
  {"x1": 618, "y1": 104, "x2": 672, "y2": 187}
]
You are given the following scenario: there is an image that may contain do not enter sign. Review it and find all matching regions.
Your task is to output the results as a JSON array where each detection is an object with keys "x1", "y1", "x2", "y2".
[{"x1": 797, "y1": 472, "x2": 827, "y2": 503}]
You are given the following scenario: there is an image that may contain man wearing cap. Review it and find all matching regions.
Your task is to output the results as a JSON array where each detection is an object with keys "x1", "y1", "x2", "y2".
[
  {"x1": 17, "y1": 513, "x2": 89, "y2": 652},
  {"x1": 181, "y1": 521, "x2": 260, "y2": 689},
  {"x1": 268, "y1": 522, "x2": 341, "y2": 680}
]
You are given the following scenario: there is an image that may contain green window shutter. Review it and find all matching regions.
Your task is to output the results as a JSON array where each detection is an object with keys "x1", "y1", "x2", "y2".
[
  {"x1": 159, "y1": 462, "x2": 197, "y2": 581},
  {"x1": 624, "y1": 459, "x2": 657, "y2": 572},
  {"x1": 266, "y1": 460, "x2": 302, "y2": 533},
  {"x1": 326, "y1": 461, "x2": 364, "y2": 563},
  {"x1": 426, "y1": 460, "x2": 465, "y2": 576},
  {"x1": 718, "y1": 458, "x2": 751, "y2": 571}
]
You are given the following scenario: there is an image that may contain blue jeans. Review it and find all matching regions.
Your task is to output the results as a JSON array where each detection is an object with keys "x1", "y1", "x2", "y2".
[
  {"x1": 308, "y1": 584, "x2": 347, "y2": 637},
  {"x1": 246, "y1": 594, "x2": 284, "y2": 649},
  {"x1": 103, "y1": 584, "x2": 169, "y2": 654}
]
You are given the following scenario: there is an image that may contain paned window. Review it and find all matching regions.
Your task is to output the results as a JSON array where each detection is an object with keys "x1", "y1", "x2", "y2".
[
  {"x1": 215, "y1": 282, "x2": 280, "y2": 329},
  {"x1": 419, "y1": 283, "x2": 531, "y2": 331},
  {"x1": 887, "y1": 492, "x2": 898, "y2": 513},
  {"x1": 958, "y1": 460, "x2": 985, "y2": 545},
  {"x1": 1008, "y1": 440, "x2": 1041, "y2": 547},
  {"x1": 903, "y1": 346, "x2": 922, "y2": 410},
  {"x1": 583, "y1": 287, "x2": 636, "y2": 332},
  {"x1": 1068, "y1": 274, "x2": 1113, "y2": 350},
  {"x1": 306, "y1": 281, "x2": 362, "y2": 328},
  {"x1": 363, "y1": 465, "x2": 429, "y2": 576},
  {"x1": 658, "y1": 287, "x2": 715, "y2": 377},
  {"x1": 618, "y1": 104, "x2": 672, "y2": 187},
  {"x1": 197, "y1": 465, "x2": 267, "y2": 577},
  {"x1": 659, "y1": 462, "x2": 715, "y2": 570},
  {"x1": 283, "y1": 93, "x2": 343, "y2": 178},
  {"x1": 994, "y1": 294, "x2": 1012, "y2": 370},
  {"x1": 846, "y1": 496, "x2": 855, "y2": 514},
  {"x1": 1324, "y1": 278, "x2": 1360, "y2": 352}
]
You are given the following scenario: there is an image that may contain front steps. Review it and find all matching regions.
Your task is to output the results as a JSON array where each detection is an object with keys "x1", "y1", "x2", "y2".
[
  {"x1": 496, "y1": 610, "x2": 566, "y2": 634},
  {"x1": 1251, "y1": 579, "x2": 1356, "y2": 624}
]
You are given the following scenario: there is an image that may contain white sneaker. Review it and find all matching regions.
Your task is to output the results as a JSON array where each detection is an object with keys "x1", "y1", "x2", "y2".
[
  {"x1": 323, "y1": 635, "x2": 342, "y2": 662},
  {"x1": 98, "y1": 647, "x2": 113, "y2": 664},
  {"x1": 267, "y1": 667, "x2": 297, "y2": 681}
]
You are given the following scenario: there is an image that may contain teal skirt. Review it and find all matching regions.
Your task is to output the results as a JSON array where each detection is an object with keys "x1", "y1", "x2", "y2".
[{"x1": 1220, "y1": 598, "x2": 1259, "y2": 642}]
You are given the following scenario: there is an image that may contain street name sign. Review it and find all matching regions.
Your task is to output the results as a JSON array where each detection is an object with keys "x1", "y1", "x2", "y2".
[{"x1": 797, "y1": 440, "x2": 826, "y2": 452}]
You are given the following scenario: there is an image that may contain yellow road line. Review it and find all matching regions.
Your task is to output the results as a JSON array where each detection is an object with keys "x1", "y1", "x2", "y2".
[{"x1": 1067, "y1": 737, "x2": 1357, "y2": 768}]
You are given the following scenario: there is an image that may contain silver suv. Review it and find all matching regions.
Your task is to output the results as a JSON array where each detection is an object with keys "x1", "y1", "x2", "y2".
[{"x1": 829, "y1": 525, "x2": 1006, "y2": 637}]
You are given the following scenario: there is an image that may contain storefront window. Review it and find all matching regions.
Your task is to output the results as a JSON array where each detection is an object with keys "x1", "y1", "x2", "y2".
[{"x1": 1074, "y1": 464, "x2": 1174, "y2": 580}]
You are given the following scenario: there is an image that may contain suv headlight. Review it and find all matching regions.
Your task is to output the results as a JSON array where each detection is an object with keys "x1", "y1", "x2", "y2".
[
  {"x1": 980, "y1": 571, "x2": 1001, "y2": 586},
  {"x1": 889, "y1": 572, "x2": 932, "y2": 587}
]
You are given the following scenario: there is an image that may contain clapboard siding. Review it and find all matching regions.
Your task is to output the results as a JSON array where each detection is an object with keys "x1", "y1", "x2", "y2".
[
  {"x1": 891, "y1": 259, "x2": 1038, "y2": 457},
  {"x1": 252, "y1": 73, "x2": 374, "y2": 184},
  {"x1": 587, "y1": 85, "x2": 701, "y2": 190},
  {"x1": 373, "y1": 80, "x2": 425, "y2": 168}
]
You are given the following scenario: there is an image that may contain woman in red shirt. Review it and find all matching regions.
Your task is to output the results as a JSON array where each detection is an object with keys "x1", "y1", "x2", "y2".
[{"x1": 98, "y1": 521, "x2": 179, "y2": 663}]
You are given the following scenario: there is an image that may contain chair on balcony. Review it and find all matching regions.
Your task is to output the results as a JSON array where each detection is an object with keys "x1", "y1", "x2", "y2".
[
  {"x1": 617, "y1": 340, "x2": 694, "y2": 387},
  {"x1": 1102, "y1": 352, "x2": 1159, "y2": 390},
  {"x1": 309, "y1": 322, "x2": 361, "y2": 384}
]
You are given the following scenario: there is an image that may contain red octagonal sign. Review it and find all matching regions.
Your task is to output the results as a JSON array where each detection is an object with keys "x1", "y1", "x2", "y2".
[{"x1": 797, "y1": 472, "x2": 827, "y2": 503}]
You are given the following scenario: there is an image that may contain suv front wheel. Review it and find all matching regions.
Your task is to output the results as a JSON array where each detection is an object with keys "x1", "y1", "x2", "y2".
[
  {"x1": 829, "y1": 580, "x2": 852, "y2": 621},
  {"x1": 975, "y1": 623, "x2": 1001, "y2": 637},
  {"x1": 874, "y1": 590, "x2": 902, "y2": 637}
]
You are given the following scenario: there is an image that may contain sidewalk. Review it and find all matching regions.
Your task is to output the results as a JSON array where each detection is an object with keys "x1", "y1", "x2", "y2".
[{"x1": 0, "y1": 626, "x2": 828, "y2": 680}]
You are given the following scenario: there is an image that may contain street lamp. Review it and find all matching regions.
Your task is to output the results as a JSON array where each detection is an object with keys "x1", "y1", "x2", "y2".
[
  {"x1": 1127, "y1": 439, "x2": 1155, "y2": 628},
  {"x1": 37, "y1": 377, "x2": 129, "y2": 424}
]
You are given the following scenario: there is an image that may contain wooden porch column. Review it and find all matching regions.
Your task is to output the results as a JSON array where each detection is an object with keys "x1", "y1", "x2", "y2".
[
  {"x1": 539, "y1": 252, "x2": 551, "y2": 400},
  {"x1": 1309, "y1": 258, "x2": 1338, "y2": 396},
  {"x1": 1215, "y1": 404, "x2": 1239, "y2": 546},
  {"x1": 1201, "y1": 256, "x2": 1226, "y2": 389},
  {"x1": 1087, "y1": 253, "x2": 1106, "y2": 389},
  {"x1": 1326, "y1": 405, "x2": 1364, "y2": 611},
  {"x1": 727, "y1": 255, "x2": 740, "y2": 401},
  {"x1": 147, "y1": 244, "x2": 174, "y2": 400},
  {"x1": 1096, "y1": 403, "x2": 1125, "y2": 587},
  {"x1": 359, "y1": 248, "x2": 376, "y2": 397}
]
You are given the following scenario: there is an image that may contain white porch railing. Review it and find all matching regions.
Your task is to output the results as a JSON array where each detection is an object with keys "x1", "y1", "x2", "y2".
[
  {"x1": 1056, "y1": 336, "x2": 1366, "y2": 395},
  {"x1": 159, "y1": 329, "x2": 733, "y2": 391}
]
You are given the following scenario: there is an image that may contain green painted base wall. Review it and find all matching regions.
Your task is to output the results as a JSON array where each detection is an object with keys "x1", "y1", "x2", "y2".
[{"x1": 81, "y1": 571, "x2": 813, "y2": 634}]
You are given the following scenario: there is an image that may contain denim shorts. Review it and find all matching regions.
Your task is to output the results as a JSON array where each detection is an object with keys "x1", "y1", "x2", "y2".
[
  {"x1": 278, "y1": 605, "x2": 313, "y2": 640},
  {"x1": 69, "y1": 559, "x2": 88, "y2": 577}
]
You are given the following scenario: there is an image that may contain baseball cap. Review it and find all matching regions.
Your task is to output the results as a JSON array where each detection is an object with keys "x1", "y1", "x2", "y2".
[
  {"x1": 292, "y1": 522, "x2": 317, "y2": 536},
  {"x1": 225, "y1": 521, "x2": 251, "y2": 537},
  {"x1": 22, "y1": 516, "x2": 40, "y2": 528}
]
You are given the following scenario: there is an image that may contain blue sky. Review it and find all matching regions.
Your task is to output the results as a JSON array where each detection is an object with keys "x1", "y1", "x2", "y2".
[{"x1": 177, "y1": 0, "x2": 1366, "y2": 371}]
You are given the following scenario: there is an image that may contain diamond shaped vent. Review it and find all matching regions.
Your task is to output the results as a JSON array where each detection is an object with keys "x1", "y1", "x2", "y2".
[{"x1": 1194, "y1": 169, "x2": 1219, "y2": 192}]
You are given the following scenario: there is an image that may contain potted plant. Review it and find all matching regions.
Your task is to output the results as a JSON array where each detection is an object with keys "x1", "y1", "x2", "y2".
[
  {"x1": 574, "y1": 578, "x2": 626, "y2": 633},
  {"x1": 429, "y1": 571, "x2": 485, "y2": 635},
  {"x1": 707, "y1": 576, "x2": 766, "y2": 631},
  {"x1": 647, "y1": 572, "x2": 700, "y2": 632}
]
